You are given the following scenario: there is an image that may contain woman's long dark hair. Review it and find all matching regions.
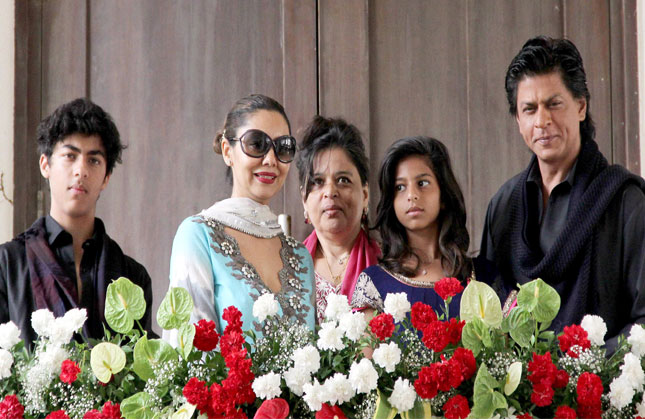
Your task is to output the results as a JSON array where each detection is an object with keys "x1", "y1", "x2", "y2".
[{"x1": 375, "y1": 136, "x2": 472, "y2": 280}]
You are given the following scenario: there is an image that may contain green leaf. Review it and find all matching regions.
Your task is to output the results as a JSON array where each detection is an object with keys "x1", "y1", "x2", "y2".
[
  {"x1": 471, "y1": 364, "x2": 503, "y2": 419},
  {"x1": 177, "y1": 323, "x2": 195, "y2": 360},
  {"x1": 157, "y1": 287, "x2": 194, "y2": 330},
  {"x1": 105, "y1": 277, "x2": 147, "y2": 334},
  {"x1": 133, "y1": 336, "x2": 178, "y2": 381},
  {"x1": 459, "y1": 280, "x2": 502, "y2": 328},
  {"x1": 504, "y1": 362, "x2": 522, "y2": 396},
  {"x1": 373, "y1": 389, "x2": 397, "y2": 419},
  {"x1": 461, "y1": 318, "x2": 489, "y2": 356},
  {"x1": 503, "y1": 308, "x2": 533, "y2": 348},
  {"x1": 121, "y1": 392, "x2": 155, "y2": 419},
  {"x1": 90, "y1": 342, "x2": 126, "y2": 383},
  {"x1": 516, "y1": 279, "x2": 560, "y2": 324}
]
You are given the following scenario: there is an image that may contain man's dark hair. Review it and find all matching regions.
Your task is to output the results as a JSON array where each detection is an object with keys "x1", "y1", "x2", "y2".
[
  {"x1": 505, "y1": 36, "x2": 595, "y2": 142},
  {"x1": 36, "y1": 98, "x2": 125, "y2": 175}
]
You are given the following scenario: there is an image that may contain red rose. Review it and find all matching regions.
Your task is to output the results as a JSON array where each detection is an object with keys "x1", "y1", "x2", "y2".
[
  {"x1": 369, "y1": 313, "x2": 395, "y2": 341},
  {"x1": 220, "y1": 330, "x2": 246, "y2": 357},
  {"x1": 554, "y1": 405, "x2": 577, "y2": 419},
  {"x1": 183, "y1": 377, "x2": 210, "y2": 413},
  {"x1": 223, "y1": 306, "x2": 243, "y2": 334},
  {"x1": 100, "y1": 402, "x2": 121, "y2": 419},
  {"x1": 435, "y1": 277, "x2": 464, "y2": 301},
  {"x1": 442, "y1": 395, "x2": 470, "y2": 419},
  {"x1": 553, "y1": 369, "x2": 570, "y2": 389},
  {"x1": 46, "y1": 411, "x2": 70, "y2": 419},
  {"x1": 0, "y1": 395, "x2": 24, "y2": 419},
  {"x1": 558, "y1": 325, "x2": 591, "y2": 358},
  {"x1": 82, "y1": 410, "x2": 104, "y2": 419},
  {"x1": 422, "y1": 320, "x2": 449, "y2": 352},
  {"x1": 315, "y1": 403, "x2": 347, "y2": 419},
  {"x1": 527, "y1": 352, "x2": 557, "y2": 386},
  {"x1": 414, "y1": 366, "x2": 439, "y2": 400},
  {"x1": 576, "y1": 403, "x2": 602, "y2": 419},
  {"x1": 254, "y1": 398, "x2": 290, "y2": 419},
  {"x1": 446, "y1": 318, "x2": 465, "y2": 345},
  {"x1": 59, "y1": 359, "x2": 81, "y2": 384},
  {"x1": 517, "y1": 414, "x2": 533, "y2": 419},
  {"x1": 410, "y1": 302, "x2": 437, "y2": 330},
  {"x1": 194, "y1": 319, "x2": 220, "y2": 352},
  {"x1": 451, "y1": 347, "x2": 477, "y2": 381},
  {"x1": 576, "y1": 372, "x2": 603, "y2": 407},
  {"x1": 531, "y1": 382, "x2": 554, "y2": 407}
]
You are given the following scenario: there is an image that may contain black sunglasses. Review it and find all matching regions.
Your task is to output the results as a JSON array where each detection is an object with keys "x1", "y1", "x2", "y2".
[{"x1": 227, "y1": 129, "x2": 297, "y2": 164}]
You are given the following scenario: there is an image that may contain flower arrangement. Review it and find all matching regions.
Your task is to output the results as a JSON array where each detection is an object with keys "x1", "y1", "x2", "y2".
[{"x1": 1, "y1": 276, "x2": 645, "y2": 419}]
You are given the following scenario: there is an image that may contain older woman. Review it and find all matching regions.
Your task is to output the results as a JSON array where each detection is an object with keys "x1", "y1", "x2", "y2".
[
  {"x1": 164, "y1": 94, "x2": 315, "y2": 345},
  {"x1": 296, "y1": 116, "x2": 380, "y2": 323}
]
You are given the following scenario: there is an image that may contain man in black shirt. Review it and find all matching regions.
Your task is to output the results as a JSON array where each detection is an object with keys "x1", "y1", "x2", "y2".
[
  {"x1": 0, "y1": 98, "x2": 153, "y2": 348},
  {"x1": 480, "y1": 36, "x2": 645, "y2": 351}
]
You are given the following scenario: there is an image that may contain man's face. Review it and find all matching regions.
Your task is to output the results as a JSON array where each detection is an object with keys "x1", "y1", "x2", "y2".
[
  {"x1": 39, "y1": 134, "x2": 110, "y2": 222},
  {"x1": 515, "y1": 72, "x2": 587, "y2": 169}
]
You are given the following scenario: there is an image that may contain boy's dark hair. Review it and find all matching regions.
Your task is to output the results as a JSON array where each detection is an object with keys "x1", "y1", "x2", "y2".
[{"x1": 37, "y1": 98, "x2": 125, "y2": 175}]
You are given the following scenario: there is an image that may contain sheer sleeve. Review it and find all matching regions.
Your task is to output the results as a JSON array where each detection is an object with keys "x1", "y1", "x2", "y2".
[{"x1": 350, "y1": 271, "x2": 384, "y2": 312}]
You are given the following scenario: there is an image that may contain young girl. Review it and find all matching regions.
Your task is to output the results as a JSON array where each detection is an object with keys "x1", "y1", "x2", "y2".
[{"x1": 351, "y1": 136, "x2": 472, "y2": 318}]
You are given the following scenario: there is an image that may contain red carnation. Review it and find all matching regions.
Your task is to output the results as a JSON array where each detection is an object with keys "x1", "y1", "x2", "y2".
[
  {"x1": 553, "y1": 369, "x2": 570, "y2": 389},
  {"x1": 527, "y1": 352, "x2": 557, "y2": 386},
  {"x1": 531, "y1": 382, "x2": 554, "y2": 407},
  {"x1": 222, "y1": 306, "x2": 243, "y2": 334},
  {"x1": 422, "y1": 320, "x2": 449, "y2": 352},
  {"x1": 0, "y1": 395, "x2": 24, "y2": 419},
  {"x1": 410, "y1": 302, "x2": 437, "y2": 330},
  {"x1": 576, "y1": 372, "x2": 603, "y2": 407},
  {"x1": 414, "y1": 366, "x2": 439, "y2": 400},
  {"x1": 220, "y1": 330, "x2": 246, "y2": 358},
  {"x1": 446, "y1": 318, "x2": 465, "y2": 345},
  {"x1": 451, "y1": 347, "x2": 477, "y2": 381},
  {"x1": 316, "y1": 403, "x2": 347, "y2": 419},
  {"x1": 576, "y1": 403, "x2": 602, "y2": 419},
  {"x1": 254, "y1": 398, "x2": 290, "y2": 419},
  {"x1": 435, "y1": 359, "x2": 463, "y2": 391},
  {"x1": 369, "y1": 313, "x2": 395, "y2": 341},
  {"x1": 100, "y1": 402, "x2": 121, "y2": 419},
  {"x1": 517, "y1": 414, "x2": 533, "y2": 419},
  {"x1": 442, "y1": 395, "x2": 470, "y2": 419},
  {"x1": 194, "y1": 319, "x2": 220, "y2": 352},
  {"x1": 558, "y1": 325, "x2": 591, "y2": 358},
  {"x1": 435, "y1": 277, "x2": 464, "y2": 301},
  {"x1": 45, "y1": 411, "x2": 70, "y2": 419},
  {"x1": 59, "y1": 359, "x2": 81, "y2": 384},
  {"x1": 184, "y1": 377, "x2": 210, "y2": 413},
  {"x1": 82, "y1": 410, "x2": 104, "y2": 419},
  {"x1": 554, "y1": 405, "x2": 577, "y2": 419}
]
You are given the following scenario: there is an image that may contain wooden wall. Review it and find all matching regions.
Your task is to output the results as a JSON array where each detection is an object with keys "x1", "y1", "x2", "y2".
[{"x1": 14, "y1": 0, "x2": 639, "y2": 332}]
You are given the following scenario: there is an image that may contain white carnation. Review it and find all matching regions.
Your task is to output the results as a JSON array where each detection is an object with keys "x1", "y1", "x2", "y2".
[
  {"x1": 373, "y1": 342, "x2": 401, "y2": 373},
  {"x1": 580, "y1": 315, "x2": 607, "y2": 346},
  {"x1": 284, "y1": 365, "x2": 310, "y2": 396},
  {"x1": 388, "y1": 378, "x2": 417, "y2": 412},
  {"x1": 324, "y1": 293, "x2": 351, "y2": 321},
  {"x1": 317, "y1": 321, "x2": 345, "y2": 351},
  {"x1": 291, "y1": 345, "x2": 321, "y2": 374},
  {"x1": 31, "y1": 309, "x2": 55, "y2": 338},
  {"x1": 62, "y1": 308, "x2": 87, "y2": 333},
  {"x1": 253, "y1": 293, "x2": 279, "y2": 323},
  {"x1": 621, "y1": 353, "x2": 645, "y2": 392},
  {"x1": 628, "y1": 324, "x2": 645, "y2": 358},
  {"x1": 252, "y1": 372, "x2": 282, "y2": 400},
  {"x1": 323, "y1": 373, "x2": 355, "y2": 405},
  {"x1": 338, "y1": 311, "x2": 368, "y2": 341},
  {"x1": 0, "y1": 321, "x2": 22, "y2": 350},
  {"x1": 609, "y1": 376, "x2": 635, "y2": 410},
  {"x1": 384, "y1": 293, "x2": 411, "y2": 322},
  {"x1": 48, "y1": 317, "x2": 75, "y2": 347},
  {"x1": 0, "y1": 349, "x2": 13, "y2": 379},
  {"x1": 38, "y1": 345, "x2": 68, "y2": 375},
  {"x1": 303, "y1": 379, "x2": 326, "y2": 411},
  {"x1": 348, "y1": 358, "x2": 378, "y2": 394}
]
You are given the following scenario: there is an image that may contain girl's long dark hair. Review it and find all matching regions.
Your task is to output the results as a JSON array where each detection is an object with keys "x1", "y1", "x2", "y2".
[{"x1": 375, "y1": 136, "x2": 472, "y2": 280}]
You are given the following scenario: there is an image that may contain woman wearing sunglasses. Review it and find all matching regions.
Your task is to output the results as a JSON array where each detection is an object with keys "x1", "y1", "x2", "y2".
[{"x1": 163, "y1": 94, "x2": 315, "y2": 345}]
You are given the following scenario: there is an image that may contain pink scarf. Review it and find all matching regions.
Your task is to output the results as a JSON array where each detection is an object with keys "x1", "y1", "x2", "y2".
[{"x1": 303, "y1": 228, "x2": 381, "y2": 303}]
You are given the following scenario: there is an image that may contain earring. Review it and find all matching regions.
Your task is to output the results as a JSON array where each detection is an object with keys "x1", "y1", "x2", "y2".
[
  {"x1": 304, "y1": 210, "x2": 310, "y2": 224},
  {"x1": 361, "y1": 207, "x2": 368, "y2": 225}
]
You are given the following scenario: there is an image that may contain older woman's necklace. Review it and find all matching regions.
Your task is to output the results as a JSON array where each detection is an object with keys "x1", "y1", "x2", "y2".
[{"x1": 320, "y1": 248, "x2": 349, "y2": 285}]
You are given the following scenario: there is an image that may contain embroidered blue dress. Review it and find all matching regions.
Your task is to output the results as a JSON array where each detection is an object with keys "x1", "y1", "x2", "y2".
[
  {"x1": 163, "y1": 205, "x2": 315, "y2": 345},
  {"x1": 351, "y1": 265, "x2": 462, "y2": 319}
]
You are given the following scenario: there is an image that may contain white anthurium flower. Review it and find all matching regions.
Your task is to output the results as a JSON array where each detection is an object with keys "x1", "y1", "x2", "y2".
[
  {"x1": 253, "y1": 293, "x2": 279, "y2": 323},
  {"x1": 580, "y1": 314, "x2": 607, "y2": 346},
  {"x1": 388, "y1": 378, "x2": 417, "y2": 412},
  {"x1": 372, "y1": 342, "x2": 401, "y2": 373},
  {"x1": 291, "y1": 345, "x2": 321, "y2": 374},
  {"x1": 504, "y1": 362, "x2": 523, "y2": 395},
  {"x1": 383, "y1": 293, "x2": 411, "y2": 323},
  {"x1": 0, "y1": 321, "x2": 22, "y2": 350},
  {"x1": 348, "y1": 358, "x2": 378, "y2": 394},
  {"x1": 324, "y1": 293, "x2": 352, "y2": 321},
  {"x1": 338, "y1": 311, "x2": 368, "y2": 341},
  {"x1": 252, "y1": 372, "x2": 282, "y2": 400}
]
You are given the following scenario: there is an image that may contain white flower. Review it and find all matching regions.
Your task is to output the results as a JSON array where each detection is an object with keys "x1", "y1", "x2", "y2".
[
  {"x1": 384, "y1": 292, "x2": 411, "y2": 323},
  {"x1": 372, "y1": 342, "x2": 401, "y2": 373},
  {"x1": 388, "y1": 378, "x2": 417, "y2": 412},
  {"x1": 338, "y1": 311, "x2": 368, "y2": 341},
  {"x1": 629, "y1": 324, "x2": 645, "y2": 358},
  {"x1": 48, "y1": 318, "x2": 75, "y2": 347},
  {"x1": 609, "y1": 376, "x2": 635, "y2": 410},
  {"x1": 303, "y1": 379, "x2": 326, "y2": 411},
  {"x1": 637, "y1": 395, "x2": 645, "y2": 418},
  {"x1": 348, "y1": 358, "x2": 378, "y2": 394},
  {"x1": 62, "y1": 308, "x2": 87, "y2": 333},
  {"x1": 323, "y1": 373, "x2": 355, "y2": 405},
  {"x1": 291, "y1": 345, "x2": 321, "y2": 374},
  {"x1": 0, "y1": 349, "x2": 13, "y2": 379},
  {"x1": 621, "y1": 353, "x2": 645, "y2": 392},
  {"x1": 0, "y1": 321, "x2": 22, "y2": 350},
  {"x1": 252, "y1": 372, "x2": 282, "y2": 400},
  {"x1": 284, "y1": 365, "x2": 310, "y2": 396},
  {"x1": 317, "y1": 321, "x2": 345, "y2": 351},
  {"x1": 253, "y1": 293, "x2": 279, "y2": 323},
  {"x1": 324, "y1": 293, "x2": 351, "y2": 321},
  {"x1": 38, "y1": 345, "x2": 68, "y2": 375},
  {"x1": 31, "y1": 309, "x2": 55, "y2": 338},
  {"x1": 580, "y1": 315, "x2": 607, "y2": 346}
]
